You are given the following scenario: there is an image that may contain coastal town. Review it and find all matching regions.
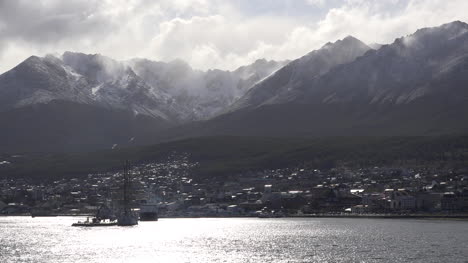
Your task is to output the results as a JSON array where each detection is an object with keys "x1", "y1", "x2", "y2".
[{"x1": 1, "y1": 153, "x2": 468, "y2": 217}]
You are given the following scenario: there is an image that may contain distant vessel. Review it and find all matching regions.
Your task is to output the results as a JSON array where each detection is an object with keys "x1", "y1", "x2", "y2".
[
  {"x1": 117, "y1": 161, "x2": 138, "y2": 226},
  {"x1": 30, "y1": 209, "x2": 58, "y2": 217},
  {"x1": 72, "y1": 204, "x2": 117, "y2": 227},
  {"x1": 72, "y1": 216, "x2": 118, "y2": 227},
  {"x1": 257, "y1": 209, "x2": 285, "y2": 218},
  {"x1": 139, "y1": 193, "x2": 159, "y2": 221}
]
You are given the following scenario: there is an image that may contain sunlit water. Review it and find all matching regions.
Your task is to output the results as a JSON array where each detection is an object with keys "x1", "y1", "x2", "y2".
[{"x1": 1, "y1": 217, "x2": 467, "y2": 263}]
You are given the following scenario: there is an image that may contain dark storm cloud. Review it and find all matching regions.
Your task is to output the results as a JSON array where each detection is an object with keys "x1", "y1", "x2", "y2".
[
  {"x1": 0, "y1": 0, "x2": 114, "y2": 44},
  {"x1": 0, "y1": 0, "x2": 467, "y2": 74}
]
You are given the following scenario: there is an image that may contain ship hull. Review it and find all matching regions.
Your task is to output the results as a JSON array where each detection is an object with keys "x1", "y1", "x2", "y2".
[
  {"x1": 117, "y1": 213, "x2": 138, "y2": 226},
  {"x1": 72, "y1": 222, "x2": 118, "y2": 227},
  {"x1": 139, "y1": 212, "x2": 158, "y2": 221}
]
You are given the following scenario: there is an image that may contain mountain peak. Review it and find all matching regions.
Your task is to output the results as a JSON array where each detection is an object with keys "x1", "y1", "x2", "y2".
[
  {"x1": 416, "y1": 20, "x2": 468, "y2": 35},
  {"x1": 321, "y1": 35, "x2": 368, "y2": 51},
  {"x1": 62, "y1": 51, "x2": 86, "y2": 57},
  {"x1": 442, "y1": 20, "x2": 468, "y2": 29},
  {"x1": 385, "y1": 20, "x2": 468, "y2": 57},
  {"x1": 62, "y1": 51, "x2": 105, "y2": 64},
  {"x1": 229, "y1": 35, "x2": 371, "y2": 110},
  {"x1": 400, "y1": 20, "x2": 468, "y2": 44},
  {"x1": 15, "y1": 55, "x2": 62, "y2": 74},
  {"x1": 253, "y1": 58, "x2": 268, "y2": 64},
  {"x1": 21, "y1": 55, "x2": 42, "y2": 66},
  {"x1": 342, "y1": 35, "x2": 360, "y2": 42}
]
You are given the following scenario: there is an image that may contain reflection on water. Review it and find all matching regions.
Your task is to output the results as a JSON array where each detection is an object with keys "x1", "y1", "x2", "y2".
[{"x1": 1, "y1": 217, "x2": 467, "y2": 262}]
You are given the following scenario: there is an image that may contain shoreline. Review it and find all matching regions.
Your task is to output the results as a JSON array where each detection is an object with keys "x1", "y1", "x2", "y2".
[{"x1": 2, "y1": 214, "x2": 468, "y2": 220}]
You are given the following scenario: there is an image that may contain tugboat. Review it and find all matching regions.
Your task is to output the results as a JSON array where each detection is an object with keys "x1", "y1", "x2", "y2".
[{"x1": 117, "y1": 161, "x2": 138, "y2": 226}]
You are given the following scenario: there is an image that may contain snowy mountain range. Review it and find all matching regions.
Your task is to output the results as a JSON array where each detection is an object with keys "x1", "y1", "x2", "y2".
[
  {"x1": 0, "y1": 50, "x2": 286, "y2": 152},
  {"x1": 1, "y1": 21, "x2": 468, "y2": 152},
  {"x1": 229, "y1": 35, "x2": 372, "y2": 111},
  {"x1": 0, "y1": 52, "x2": 286, "y2": 123},
  {"x1": 127, "y1": 57, "x2": 287, "y2": 120},
  {"x1": 187, "y1": 20, "x2": 468, "y2": 138}
]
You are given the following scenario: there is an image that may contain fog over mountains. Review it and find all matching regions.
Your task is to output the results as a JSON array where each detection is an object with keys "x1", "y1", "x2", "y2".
[
  {"x1": 1, "y1": 21, "x2": 468, "y2": 152},
  {"x1": 152, "y1": 20, "x2": 468, "y2": 140},
  {"x1": 229, "y1": 36, "x2": 372, "y2": 110},
  {"x1": 0, "y1": 51, "x2": 287, "y2": 122}
]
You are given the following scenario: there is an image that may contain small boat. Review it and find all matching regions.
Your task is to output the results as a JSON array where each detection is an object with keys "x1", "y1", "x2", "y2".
[
  {"x1": 72, "y1": 217, "x2": 118, "y2": 227},
  {"x1": 257, "y1": 209, "x2": 285, "y2": 218},
  {"x1": 72, "y1": 204, "x2": 117, "y2": 227},
  {"x1": 31, "y1": 209, "x2": 58, "y2": 218}
]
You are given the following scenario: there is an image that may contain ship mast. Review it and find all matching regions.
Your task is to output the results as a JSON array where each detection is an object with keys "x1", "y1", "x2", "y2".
[
  {"x1": 116, "y1": 160, "x2": 138, "y2": 225},
  {"x1": 123, "y1": 160, "x2": 129, "y2": 215}
]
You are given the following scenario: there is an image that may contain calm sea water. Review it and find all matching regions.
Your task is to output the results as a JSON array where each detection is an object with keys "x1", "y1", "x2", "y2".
[{"x1": 1, "y1": 217, "x2": 467, "y2": 263}]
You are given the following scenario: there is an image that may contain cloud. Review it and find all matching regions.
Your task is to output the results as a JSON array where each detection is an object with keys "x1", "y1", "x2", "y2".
[
  {"x1": 0, "y1": 0, "x2": 113, "y2": 43},
  {"x1": 314, "y1": 0, "x2": 468, "y2": 44},
  {"x1": 0, "y1": 0, "x2": 468, "y2": 73},
  {"x1": 306, "y1": 0, "x2": 326, "y2": 7},
  {"x1": 146, "y1": 14, "x2": 300, "y2": 69}
]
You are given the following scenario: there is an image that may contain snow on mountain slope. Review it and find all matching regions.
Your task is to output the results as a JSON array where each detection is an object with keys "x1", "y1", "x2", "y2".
[
  {"x1": 176, "y1": 21, "x2": 468, "y2": 139},
  {"x1": 0, "y1": 51, "x2": 287, "y2": 123},
  {"x1": 0, "y1": 52, "x2": 187, "y2": 122},
  {"x1": 92, "y1": 68, "x2": 178, "y2": 120},
  {"x1": 296, "y1": 21, "x2": 468, "y2": 105},
  {"x1": 229, "y1": 36, "x2": 372, "y2": 111},
  {"x1": 128, "y1": 58, "x2": 287, "y2": 120},
  {"x1": 0, "y1": 55, "x2": 93, "y2": 111}
]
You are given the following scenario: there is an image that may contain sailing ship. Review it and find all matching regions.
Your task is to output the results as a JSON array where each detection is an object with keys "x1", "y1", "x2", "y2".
[
  {"x1": 72, "y1": 161, "x2": 138, "y2": 227},
  {"x1": 117, "y1": 161, "x2": 138, "y2": 226}
]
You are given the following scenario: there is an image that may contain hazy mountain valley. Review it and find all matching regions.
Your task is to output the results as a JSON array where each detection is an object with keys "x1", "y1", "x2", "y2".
[{"x1": 1, "y1": 21, "x2": 468, "y2": 169}]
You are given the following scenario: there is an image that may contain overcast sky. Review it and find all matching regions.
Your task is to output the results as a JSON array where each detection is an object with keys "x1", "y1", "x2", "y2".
[{"x1": 1, "y1": 0, "x2": 467, "y2": 73}]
